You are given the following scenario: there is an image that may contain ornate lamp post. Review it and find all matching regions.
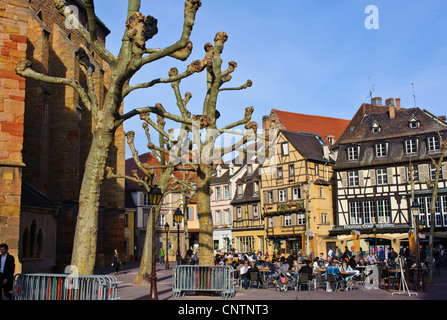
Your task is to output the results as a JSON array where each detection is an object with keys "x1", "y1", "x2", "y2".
[
  {"x1": 372, "y1": 224, "x2": 377, "y2": 259},
  {"x1": 164, "y1": 223, "x2": 170, "y2": 270},
  {"x1": 174, "y1": 208, "x2": 183, "y2": 264},
  {"x1": 411, "y1": 201, "x2": 425, "y2": 291},
  {"x1": 148, "y1": 185, "x2": 163, "y2": 300}
]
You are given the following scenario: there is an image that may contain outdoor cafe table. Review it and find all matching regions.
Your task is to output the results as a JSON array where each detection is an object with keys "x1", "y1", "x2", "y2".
[{"x1": 258, "y1": 267, "x2": 271, "y2": 287}]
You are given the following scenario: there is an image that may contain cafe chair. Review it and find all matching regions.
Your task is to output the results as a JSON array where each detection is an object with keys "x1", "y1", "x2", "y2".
[
  {"x1": 381, "y1": 269, "x2": 399, "y2": 290},
  {"x1": 298, "y1": 273, "x2": 312, "y2": 292},
  {"x1": 249, "y1": 272, "x2": 261, "y2": 289},
  {"x1": 351, "y1": 271, "x2": 370, "y2": 291},
  {"x1": 327, "y1": 273, "x2": 343, "y2": 292}
]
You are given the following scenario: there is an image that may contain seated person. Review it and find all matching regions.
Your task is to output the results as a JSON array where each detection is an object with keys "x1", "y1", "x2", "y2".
[
  {"x1": 325, "y1": 260, "x2": 341, "y2": 279},
  {"x1": 298, "y1": 260, "x2": 313, "y2": 279},
  {"x1": 240, "y1": 260, "x2": 251, "y2": 289},
  {"x1": 340, "y1": 260, "x2": 359, "y2": 289}
]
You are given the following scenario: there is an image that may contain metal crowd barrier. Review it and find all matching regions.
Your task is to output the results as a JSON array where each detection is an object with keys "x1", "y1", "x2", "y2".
[
  {"x1": 13, "y1": 273, "x2": 121, "y2": 300},
  {"x1": 172, "y1": 265, "x2": 235, "y2": 298}
]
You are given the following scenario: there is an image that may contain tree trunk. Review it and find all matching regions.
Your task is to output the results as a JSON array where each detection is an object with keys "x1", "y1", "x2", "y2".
[
  {"x1": 133, "y1": 205, "x2": 160, "y2": 284},
  {"x1": 196, "y1": 163, "x2": 214, "y2": 265},
  {"x1": 70, "y1": 125, "x2": 115, "y2": 275}
]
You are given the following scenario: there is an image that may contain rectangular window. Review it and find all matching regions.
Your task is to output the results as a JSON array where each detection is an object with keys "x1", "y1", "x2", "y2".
[
  {"x1": 349, "y1": 202, "x2": 362, "y2": 224},
  {"x1": 268, "y1": 191, "x2": 273, "y2": 204},
  {"x1": 292, "y1": 187, "x2": 301, "y2": 200},
  {"x1": 321, "y1": 213, "x2": 328, "y2": 224},
  {"x1": 405, "y1": 139, "x2": 417, "y2": 154},
  {"x1": 284, "y1": 215, "x2": 292, "y2": 226},
  {"x1": 289, "y1": 164, "x2": 294, "y2": 177},
  {"x1": 347, "y1": 146, "x2": 358, "y2": 161},
  {"x1": 430, "y1": 164, "x2": 443, "y2": 180},
  {"x1": 223, "y1": 186, "x2": 229, "y2": 199},
  {"x1": 363, "y1": 201, "x2": 375, "y2": 224},
  {"x1": 216, "y1": 187, "x2": 221, "y2": 200},
  {"x1": 277, "y1": 167, "x2": 283, "y2": 179},
  {"x1": 315, "y1": 164, "x2": 319, "y2": 176},
  {"x1": 406, "y1": 165, "x2": 419, "y2": 182},
  {"x1": 348, "y1": 171, "x2": 359, "y2": 187},
  {"x1": 375, "y1": 143, "x2": 386, "y2": 158},
  {"x1": 278, "y1": 189, "x2": 287, "y2": 202},
  {"x1": 428, "y1": 136, "x2": 440, "y2": 152},
  {"x1": 297, "y1": 214, "x2": 305, "y2": 225},
  {"x1": 377, "y1": 199, "x2": 391, "y2": 223},
  {"x1": 376, "y1": 168, "x2": 388, "y2": 185},
  {"x1": 281, "y1": 143, "x2": 289, "y2": 155},
  {"x1": 237, "y1": 207, "x2": 242, "y2": 219},
  {"x1": 224, "y1": 209, "x2": 230, "y2": 225},
  {"x1": 253, "y1": 205, "x2": 258, "y2": 218}
]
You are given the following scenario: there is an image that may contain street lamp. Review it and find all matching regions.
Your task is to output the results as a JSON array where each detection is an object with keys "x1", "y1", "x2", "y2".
[
  {"x1": 411, "y1": 201, "x2": 425, "y2": 292},
  {"x1": 174, "y1": 207, "x2": 183, "y2": 265},
  {"x1": 164, "y1": 223, "x2": 170, "y2": 270},
  {"x1": 148, "y1": 185, "x2": 163, "y2": 300},
  {"x1": 372, "y1": 224, "x2": 377, "y2": 259}
]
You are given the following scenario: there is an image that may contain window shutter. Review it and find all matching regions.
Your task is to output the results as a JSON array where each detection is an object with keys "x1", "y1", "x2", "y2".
[
  {"x1": 398, "y1": 166, "x2": 406, "y2": 184},
  {"x1": 419, "y1": 164, "x2": 429, "y2": 182},
  {"x1": 369, "y1": 169, "x2": 376, "y2": 185},
  {"x1": 273, "y1": 189, "x2": 278, "y2": 203},
  {"x1": 387, "y1": 167, "x2": 395, "y2": 184},
  {"x1": 359, "y1": 170, "x2": 365, "y2": 187},
  {"x1": 442, "y1": 162, "x2": 447, "y2": 179},
  {"x1": 341, "y1": 172, "x2": 348, "y2": 187}
]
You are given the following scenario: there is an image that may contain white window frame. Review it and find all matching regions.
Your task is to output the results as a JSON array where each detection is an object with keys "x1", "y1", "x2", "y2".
[
  {"x1": 349, "y1": 201, "x2": 362, "y2": 225},
  {"x1": 376, "y1": 168, "x2": 388, "y2": 185},
  {"x1": 281, "y1": 142, "x2": 289, "y2": 155},
  {"x1": 292, "y1": 187, "x2": 301, "y2": 200},
  {"x1": 405, "y1": 139, "x2": 417, "y2": 155},
  {"x1": 363, "y1": 201, "x2": 375, "y2": 224},
  {"x1": 375, "y1": 143, "x2": 386, "y2": 158},
  {"x1": 278, "y1": 189, "x2": 287, "y2": 202},
  {"x1": 348, "y1": 171, "x2": 359, "y2": 187},
  {"x1": 377, "y1": 199, "x2": 391, "y2": 223},
  {"x1": 284, "y1": 215, "x2": 292, "y2": 226},
  {"x1": 224, "y1": 186, "x2": 229, "y2": 199},
  {"x1": 237, "y1": 207, "x2": 242, "y2": 219},
  {"x1": 347, "y1": 146, "x2": 359, "y2": 161},
  {"x1": 428, "y1": 136, "x2": 440, "y2": 152}
]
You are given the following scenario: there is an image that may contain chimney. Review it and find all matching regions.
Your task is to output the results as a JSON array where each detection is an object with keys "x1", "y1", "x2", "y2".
[
  {"x1": 395, "y1": 98, "x2": 401, "y2": 110},
  {"x1": 371, "y1": 97, "x2": 382, "y2": 106},
  {"x1": 262, "y1": 115, "x2": 270, "y2": 131},
  {"x1": 386, "y1": 98, "x2": 395, "y2": 119}
]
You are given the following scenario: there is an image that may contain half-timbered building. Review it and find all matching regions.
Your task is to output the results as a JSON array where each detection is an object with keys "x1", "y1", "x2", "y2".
[
  {"x1": 332, "y1": 99, "x2": 447, "y2": 255},
  {"x1": 260, "y1": 130, "x2": 336, "y2": 257}
]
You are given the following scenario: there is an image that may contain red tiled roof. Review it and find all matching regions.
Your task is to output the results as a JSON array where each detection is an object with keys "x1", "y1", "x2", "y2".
[
  {"x1": 125, "y1": 152, "x2": 197, "y2": 191},
  {"x1": 271, "y1": 109, "x2": 350, "y2": 145}
]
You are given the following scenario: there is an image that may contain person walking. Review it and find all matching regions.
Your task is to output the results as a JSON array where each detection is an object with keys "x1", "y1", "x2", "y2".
[
  {"x1": 112, "y1": 249, "x2": 121, "y2": 275},
  {"x1": 0, "y1": 243, "x2": 15, "y2": 300},
  {"x1": 159, "y1": 248, "x2": 165, "y2": 265}
]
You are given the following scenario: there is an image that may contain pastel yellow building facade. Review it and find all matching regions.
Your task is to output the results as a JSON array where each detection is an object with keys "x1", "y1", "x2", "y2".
[{"x1": 260, "y1": 130, "x2": 337, "y2": 258}]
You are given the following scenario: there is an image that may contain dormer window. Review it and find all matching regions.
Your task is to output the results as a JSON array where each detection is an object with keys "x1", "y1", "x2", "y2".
[
  {"x1": 408, "y1": 117, "x2": 420, "y2": 129},
  {"x1": 371, "y1": 121, "x2": 381, "y2": 133},
  {"x1": 347, "y1": 146, "x2": 359, "y2": 161},
  {"x1": 375, "y1": 143, "x2": 387, "y2": 158},
  {"x1": 428, "y1": 136, "x2": 441, "y2": 152}
]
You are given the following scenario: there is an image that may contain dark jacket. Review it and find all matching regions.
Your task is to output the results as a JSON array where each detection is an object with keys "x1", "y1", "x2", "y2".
[{"x1": 1, "y1": 254, "x2": 15, "y2": 291}]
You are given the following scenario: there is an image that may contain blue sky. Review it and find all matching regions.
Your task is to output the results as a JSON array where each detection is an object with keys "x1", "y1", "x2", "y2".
[{"x1": 93, "y1": 1, "x2": 447, "y2": 156}]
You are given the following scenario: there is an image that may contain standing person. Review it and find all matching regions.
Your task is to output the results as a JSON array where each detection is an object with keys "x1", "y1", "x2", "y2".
[
  {"x1": 159, "y1": 248, "x2": 165, "y2": 265},
  {"x1": 112, "y1": 249, "x2": 121, "y2": 275},
  {"x1": 0, "y1": 244, "x2": 15, "y2": 300}
]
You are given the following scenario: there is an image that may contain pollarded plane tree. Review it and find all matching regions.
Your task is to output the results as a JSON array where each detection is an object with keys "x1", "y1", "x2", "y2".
[
  {"x1": 106, "y1": 110, "x2": 197, "y2": 284},
  {"x1": 15, "y1": 0, "x2": 205, "y2": 274},
  {"x1": 124, "y1": 31, "x2": 262, "y2": 265},
  {"x1": 425, "y1": 134, "x2": 447, "y2": 284}
]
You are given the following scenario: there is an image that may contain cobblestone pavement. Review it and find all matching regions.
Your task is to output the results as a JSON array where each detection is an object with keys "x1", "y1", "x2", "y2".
[{"x1": 95, "y1": 261, "x2": 447, "y2": 301}]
